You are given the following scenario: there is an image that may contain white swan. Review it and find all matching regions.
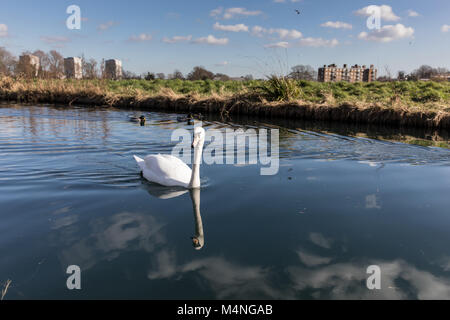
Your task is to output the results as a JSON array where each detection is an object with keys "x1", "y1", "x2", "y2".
[{"x1": 134, "y1": 126, "x2": 205, "y2": 189}]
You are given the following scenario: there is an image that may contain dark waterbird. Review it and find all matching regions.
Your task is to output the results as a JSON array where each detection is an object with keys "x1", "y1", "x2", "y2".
[
  {"x1": 177, "y1": 113, "x2": 193, "y2": 122},
  {"x1": 177, "y1": 113, "x2": 204, "y2": 125},
  {"x1": 129, "y1": 115, "x2": 146, "y2": 126}
]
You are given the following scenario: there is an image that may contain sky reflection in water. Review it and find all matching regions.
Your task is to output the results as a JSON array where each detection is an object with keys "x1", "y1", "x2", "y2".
[{"x1": 0, "y1": 104, "x2": 449, "y2": 299}]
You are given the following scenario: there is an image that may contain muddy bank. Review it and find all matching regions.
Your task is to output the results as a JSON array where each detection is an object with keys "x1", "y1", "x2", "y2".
[{"x1": 1, "y1": 90, "x2": 449, "y2": 130}]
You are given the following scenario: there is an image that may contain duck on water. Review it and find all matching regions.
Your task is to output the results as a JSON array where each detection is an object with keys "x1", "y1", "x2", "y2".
[{"x1": 129, "y1": 115, "x2": 146, "y2": 126}]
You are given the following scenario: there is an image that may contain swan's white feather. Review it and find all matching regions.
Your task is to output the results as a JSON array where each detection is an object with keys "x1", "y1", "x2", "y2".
[
  {"x1": 134, "y1": 155, "x2": 145, "y2": 171},
  {"x1": 136, "y1": 154, "x2": 192, "y2": 188}
]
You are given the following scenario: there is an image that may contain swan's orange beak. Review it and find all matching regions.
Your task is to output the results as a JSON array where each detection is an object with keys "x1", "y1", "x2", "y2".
[{"x1": 191, "y1": 237, "x2": 200, "y2": 247}]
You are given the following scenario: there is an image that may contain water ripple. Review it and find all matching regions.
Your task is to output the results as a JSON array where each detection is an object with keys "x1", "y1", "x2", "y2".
[{"x1": 0, "y1": 104, "x2": 449, "y2": 189}]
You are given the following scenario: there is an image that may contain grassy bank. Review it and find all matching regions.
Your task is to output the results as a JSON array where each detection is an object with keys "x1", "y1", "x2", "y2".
[{"x1": 1, "y1": 76, "x2": 450, "y2": 129}]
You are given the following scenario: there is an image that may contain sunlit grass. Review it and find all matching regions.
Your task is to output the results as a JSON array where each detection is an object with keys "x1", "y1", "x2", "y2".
[{"x1": 1, "y1": 76, "x2": 450, "y2": 114}]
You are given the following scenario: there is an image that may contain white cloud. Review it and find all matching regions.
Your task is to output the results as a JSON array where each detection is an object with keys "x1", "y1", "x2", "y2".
[
  {"x1": 128, "y1": 33, "x2": 152, "y2": 42},
  {"x1": 407, "y1": 10, "x2": 420, "y2": 17},
  {"x1": 97, "y1": 21, "x2": 118, "y2": 32},
  {"x1": 288, "y1": 259, "x2": 450, "y2": 300},
  {"x1": 271, "y1": 28, "x2": 303, "y2": 39},
  {"x1": 297, "y1": 249, "x2": 332, "y2": 267},
  {"x1": 358, "y1": 24, "x2": 414, "y2": 42},
  {"x1": 215, "y1": 61, "x2": 229, "y2": 66},
  {"x1": 355, "y1": 5, "x2": 400, "y2": 22},
  {"x1": 274, "y1": 0, "x2": 302, "y2": 3},
  {"x1": 251, "y1": 26, "x2": 302, "y2": 39},
  {"x1": 0, "y1": 24, "x2": 8, "y2": 38},
  {"x1": 309, "y1": 232, "x2": 333, "y2": 248},
  {"x1": 192, "y1": 35, "x2": 229, "y2": 45},
  {"x1": 210, "y1": 7, "x2": 223, "y2": 18},
  {"x1": 264, "y1": 41, "x2": 290, "y2": 48},
  {"x1": 40, "y1": 36, "x2": 70, "y2": 44},
  {"x1": 442, "y1": 25, "x2": 450, "y2": 33},
  {"x1": 213, "y1": 22, "x2": 249, "y2": 32},
  {"x1": 211, "y1": 7, "x2": 263, "y2": 20},
  {"x1": 298, "y1": 37, "x2": 339, "y2": 47},
  {"x1": 148, "y1": 253, "x2": 285, "y2": 299},
  {"x1": 251, "y1": 26, "x2": 266, "y2": 37},
  {"x1": 320, "y1": 21, "x2": 353, "y2": 30},
  {"x1": 225, "y1": 8, "x2": 262, "y2": 19},
  {"x1": 162, "y1": 35, "x2": 192, "y2": 43}
]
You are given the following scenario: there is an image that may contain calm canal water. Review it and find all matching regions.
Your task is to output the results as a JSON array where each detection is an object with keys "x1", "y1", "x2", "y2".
[{"x1": 0, "y1": 104, "x2": 449, "y2": 300}]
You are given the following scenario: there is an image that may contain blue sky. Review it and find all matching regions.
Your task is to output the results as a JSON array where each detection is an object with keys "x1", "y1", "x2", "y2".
[{"x1": 0, "y1": 0, "x2": 449, "y2": 77}]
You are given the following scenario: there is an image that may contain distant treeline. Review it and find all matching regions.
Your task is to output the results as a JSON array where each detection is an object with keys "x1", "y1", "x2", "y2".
[
  {"x1": 0, "y1": 47, "x2": 448, "y2": 82},
  {"x1": 0, "y1": 47, "x2": 255, "y2": 81},
  {"x1": 0, "y1": 47, "x2": 107, "y2": 79}
]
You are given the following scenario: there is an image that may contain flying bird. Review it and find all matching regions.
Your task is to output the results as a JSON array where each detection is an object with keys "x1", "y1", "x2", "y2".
[{"x1": 295, "y1": 10, "x2": 301, "y2": 15}]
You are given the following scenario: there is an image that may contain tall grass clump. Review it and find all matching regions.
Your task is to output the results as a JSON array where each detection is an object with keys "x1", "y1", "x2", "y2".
[{"x1": 260, "y1": 75, "x2": 301, "y2": 101}]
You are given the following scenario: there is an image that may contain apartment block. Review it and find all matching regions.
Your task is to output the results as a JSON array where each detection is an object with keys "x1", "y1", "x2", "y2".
[
  {"x1": 18, "y1": 54, "x2": 40, "y2": 77},
  {"x1": 105, "y1": 59, "x2": 122, "y2": 80},
  {"x1": 318, "y1": 64, "x2": 377, "y2": 82},
  {"x1": 64, "y1": 57, "x2": 83, "y2": 79}
]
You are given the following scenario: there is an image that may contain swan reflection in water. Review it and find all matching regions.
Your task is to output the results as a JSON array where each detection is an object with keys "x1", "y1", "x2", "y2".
[
  {"x1": 143, "y1": 183, "x2": 204, "y2": 250},
  {"x1": 189, "y1": 188, "x2": 203, "y2": 250}
]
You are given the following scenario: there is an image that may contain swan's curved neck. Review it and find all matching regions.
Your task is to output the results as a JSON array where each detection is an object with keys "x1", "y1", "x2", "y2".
[{"x1": 189, "y1": 142, "x2": 203, "y2": 189}]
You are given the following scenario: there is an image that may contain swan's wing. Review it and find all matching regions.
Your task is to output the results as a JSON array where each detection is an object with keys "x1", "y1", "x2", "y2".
[
  {"x1": 133, "y1": 155, "x2": 145, "y2": 171},
  {"x1": 142, "y1": 154, "x2": 192, "y2": 187}
]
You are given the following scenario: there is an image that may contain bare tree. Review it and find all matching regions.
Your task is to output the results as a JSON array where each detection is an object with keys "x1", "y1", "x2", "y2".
[
  {"x1": 187, "y1": 66, "x2": 214, "y2": 80},
  {"x1": 83, "y1": 58, "x2": 98, "y2": 79},
  {"x1": 16, "y1": 51, "x2": 39, "y2": 78},
  {"x1": 168, "y1": 69, "x2": 184, "y2": 80},
  {"x1": 214, "y1": 73, "x2": 230, "y2": 81},
  {"x1": 384, "y1": 65, "x2": 392, "y2": 81},
  {"x1": 123, "y1": 70, "x2": 141, "y2": 79},
  {"x1": 411, "y1": 65, "x2": 436, "y2": 80},
  {"x1": 32, "y1": 50, "x2": 50, "y2": 77},
  {"x1": 289, "y1": 65, "x2": 317, "y2": 81},
  {"x1": 144, "y1": 72, "x2": 155, "y2": 80},
  {"x1": 0, "y1": 47, "x2": 17, "y2": 76},
  {"x1": 48, "y1": 50, "x2": 64, "y2": 78},
  {"x1": 99, "y1": 59, "x2": 105, "y2": 79},
  {"x1": 156, "y1": 73, "x2": 165, "y2": 80},
  {"x1": 435, "y1": 67, "x2": 449, "y2": 75}
]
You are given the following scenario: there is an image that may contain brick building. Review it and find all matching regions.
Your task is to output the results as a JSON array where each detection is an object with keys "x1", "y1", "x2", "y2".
[
  {"x1": 105, "y1": 59, "x2": 122, "y2": 80},
  {"x1": 64, "y1": 57, "x2": 83, "y2": 79},
  {"x1": 318, "y1": 64, "x2": 377, "y2": 82},
  {"x1": 18, "y1": 54, "x2": 40, "y2": 77}
]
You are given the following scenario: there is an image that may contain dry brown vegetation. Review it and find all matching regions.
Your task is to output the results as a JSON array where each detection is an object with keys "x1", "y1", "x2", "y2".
[
  {"x1": 1, "y1": 279, "x2": 11, "y2": 301},
  {"x1": 1, "y1": 76, "x2": 449, "y2": 129}
]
